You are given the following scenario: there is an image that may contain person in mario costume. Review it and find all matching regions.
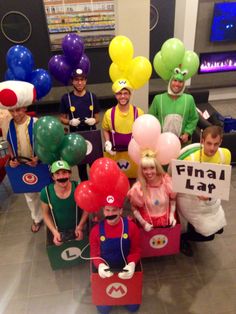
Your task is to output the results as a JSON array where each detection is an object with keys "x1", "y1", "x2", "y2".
[
  {"x1": 89, "y1": 191, "x2": 141, "y2": 314},
  {"x1": 0, "y1": 80, "x2": 43, "y2": 232}
]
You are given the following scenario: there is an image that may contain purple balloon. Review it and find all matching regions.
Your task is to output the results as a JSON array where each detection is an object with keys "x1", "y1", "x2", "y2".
[
  {"x1": 62, "y1": 33, "x2": 84, "y2": 66},
  {"x1": 74, "y1": 54, "x2": 91, "y2": 76},
  {"x1": 48, "y1": 55, "x2": 72, "y2": 85}
]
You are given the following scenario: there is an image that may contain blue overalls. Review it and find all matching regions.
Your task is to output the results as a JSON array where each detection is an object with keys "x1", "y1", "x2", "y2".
[{"x1": 99, "y1": 217, "x2": 130, "y2": 269}]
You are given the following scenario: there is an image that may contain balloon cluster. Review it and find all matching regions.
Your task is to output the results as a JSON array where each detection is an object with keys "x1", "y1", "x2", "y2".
[
  {"x1": 34, "y1": 116, "x2": 87, "y2": 166},
  {"x1": 75, "y1": 157, "x2": 130, "y2": 213},
  {"x1": 48, "y1": 33, "x2": 90, "y2": 85},
  {"x1": 5, "y1": 45, "x2": 52, "y2": 100},
  {"x1": 153, "y1": 38, "x2": 200, "y2": 81},
  {"x1": 128, "y1": 114, "x2": 181, "y2": 165},
  {"x1": 109, "y1": 35, "x2": 152, "y2": 90}
]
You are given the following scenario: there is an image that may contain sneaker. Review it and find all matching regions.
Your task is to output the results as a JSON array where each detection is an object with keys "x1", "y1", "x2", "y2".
[{"x1": 180, "y1": 239, "x2": 193, "y2": 257}]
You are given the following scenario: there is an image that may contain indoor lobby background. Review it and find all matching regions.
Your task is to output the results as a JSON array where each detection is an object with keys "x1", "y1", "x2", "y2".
[{"x1": 1, "y1": 1, "x2": 236, "y2": 314}]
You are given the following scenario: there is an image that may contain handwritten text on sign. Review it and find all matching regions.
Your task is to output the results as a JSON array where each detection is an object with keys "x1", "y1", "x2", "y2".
[{"x1": 172, "y1": 160, "x2": 232, "y2": 200}]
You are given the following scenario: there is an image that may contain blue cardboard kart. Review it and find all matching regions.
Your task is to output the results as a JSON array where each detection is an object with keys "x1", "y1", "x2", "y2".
[{"x1": 6, "y1": 163, "x2": 52, "y2": 193}]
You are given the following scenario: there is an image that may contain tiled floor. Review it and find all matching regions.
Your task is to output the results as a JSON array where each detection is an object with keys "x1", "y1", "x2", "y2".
[{"x1": 1, "y1": 100, "x2": 236, "y2": 314}]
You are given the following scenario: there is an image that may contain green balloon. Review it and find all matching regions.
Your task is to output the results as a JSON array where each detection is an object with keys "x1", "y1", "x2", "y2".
[
  {"x1": 59, "y1": 133, "x2": 87, "y2": 166},
  {"x1": 181, "y1": 51, "x2": 200, "y2": 80},
  {"x1": 153, "y1": 51, "x2": 172, "y2": 80},
  {"x1": 35, "y1": 141, "x2": 60, "y2": 164},
  {"x1": 34, "y1": 116, "x2": 64, "y2": 152},
  {"x1": 161, "y1": 38, "x2": 185, "y2": 70}
]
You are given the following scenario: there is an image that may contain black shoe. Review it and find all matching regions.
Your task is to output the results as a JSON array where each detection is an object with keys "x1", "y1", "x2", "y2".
[
  {"x1": 180, "y1": 239, "x2": 193, "y2": 257},
  {"x1": 216, "y1": 228, "x2": 224, "y2": 235}
]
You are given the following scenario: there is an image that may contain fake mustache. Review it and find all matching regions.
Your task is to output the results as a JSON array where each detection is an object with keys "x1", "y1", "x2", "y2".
[
  {"x1": 105, "y1": 215, "x2": 118, "y2": 220},
  {"x1": 56, "y1": 178, "x2": 69, "y2": 183}
]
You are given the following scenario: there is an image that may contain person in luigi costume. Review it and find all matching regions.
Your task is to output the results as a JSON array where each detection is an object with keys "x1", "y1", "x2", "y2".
[
  {"x1": 60, "y1": 68, "x2": 100, "y2": 181},
  {"x1": 149, "y1": 68, "x2": 199, "y2": 145},
  {"x1": 40, "y1": 160, "x2": 89, "y2": 245}
]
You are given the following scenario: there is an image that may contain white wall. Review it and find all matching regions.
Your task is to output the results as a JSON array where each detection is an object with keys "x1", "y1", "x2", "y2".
[{"x1": 114, "y1": 0, "x2": 150, "y2": 112}]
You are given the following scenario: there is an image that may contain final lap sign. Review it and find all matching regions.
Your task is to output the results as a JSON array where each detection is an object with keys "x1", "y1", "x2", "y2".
[{"x1": 172, "y1": 159, "x2": 232, "y2": 200}]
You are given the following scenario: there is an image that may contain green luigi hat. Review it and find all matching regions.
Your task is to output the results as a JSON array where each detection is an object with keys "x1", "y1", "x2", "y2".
[{"x1": 51, "y1": 160, "x2": 71, "y2": 174}]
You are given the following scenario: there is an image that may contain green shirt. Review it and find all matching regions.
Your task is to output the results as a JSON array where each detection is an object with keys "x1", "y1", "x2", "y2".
[
  {"x1": 40, "y1": 181, "x2": 81, "y2": 231},
  {"x1": 149, "y1": 92, "x2": 199, "y2": 136}
]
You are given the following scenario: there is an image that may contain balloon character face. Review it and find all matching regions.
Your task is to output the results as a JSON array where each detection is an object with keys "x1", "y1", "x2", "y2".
[{"x1": 0, "y1": 80, "x2": 36, "y2": 109}]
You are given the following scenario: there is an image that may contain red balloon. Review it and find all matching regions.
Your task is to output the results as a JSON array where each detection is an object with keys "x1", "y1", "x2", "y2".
[
  {"x1": 74, "y1": 181, "x2": 103, "y2": 213},
  {"x1": 114, "y1": 172, "x2": 130, "y2": 198},
  {"x1": 90, "y1": 157, "x2": 120, "y2": 194}
]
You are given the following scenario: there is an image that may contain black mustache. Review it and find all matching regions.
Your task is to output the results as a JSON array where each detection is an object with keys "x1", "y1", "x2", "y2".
[
  {"x1": 56, "y1": 178, "x2": 69, "y2": 183},
  {"x1": 105, "y1": 215, "x2": 118, "y2": 220}
]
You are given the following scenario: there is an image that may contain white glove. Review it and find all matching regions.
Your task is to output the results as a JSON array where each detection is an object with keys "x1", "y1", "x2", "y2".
[
  {"x1": 144, "y1": 222, "x2": 153, "y2": 232},
  {"x1": 85, "y1": 117, "x2": 96, "y2": 126},
  {"x1": 98, "y1": 263, "x2": 113, "y2": 279},
  {"x1": 169, "y1": 213, "x2": 176, "y2": 227},
  {"x1": 104, "y1": 140, "x2": 116, "y2": 156},
  {"x1": 69, "y1": 118, "x2": 81, "y2": 127},
  {"x1": 118, "y1": 262, "x2": 135, "y2": 280}
]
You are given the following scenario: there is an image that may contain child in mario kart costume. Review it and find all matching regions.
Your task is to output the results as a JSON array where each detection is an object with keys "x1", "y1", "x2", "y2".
[{"x1": 89, "y1": 192, "x2": 141, "y2": 314}]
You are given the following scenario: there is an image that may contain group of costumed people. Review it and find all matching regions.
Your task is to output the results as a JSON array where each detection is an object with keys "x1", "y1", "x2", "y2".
[{"x1": 0, "y1": 36, "x2": 231, "y2": 314}]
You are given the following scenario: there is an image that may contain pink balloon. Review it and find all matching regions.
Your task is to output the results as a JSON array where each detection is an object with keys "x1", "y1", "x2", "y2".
[
  {"x1": 132, "y1": 114, "x2": 161, "y2": 149},
  {"x1": 155, "y1": 132, "x2": 181, "y2": 165},
  {"x1": 128, "y1": 138, "x2": 141, "y2": 164}
]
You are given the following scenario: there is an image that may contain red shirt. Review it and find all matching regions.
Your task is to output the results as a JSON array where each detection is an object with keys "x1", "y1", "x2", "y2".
[{"x1": 89, "y1": 217, "x2": 141, "y2": 268}]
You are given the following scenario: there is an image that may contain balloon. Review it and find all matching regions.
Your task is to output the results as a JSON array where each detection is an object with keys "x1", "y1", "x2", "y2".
[
  {"x1": 74, "y1": 53, "x2": 90, "y2": 76},
  {"x1": 109, "y1": 62, "x2": 126, "y2": 83},
  {"x1": 34, "y1": 116, "x2": 64, "y2": 152},
  {"x1": 181, "y1": 50, "x2": 200, "y2": 80},
  {"x1": 60, "y1": 133, "x2": 87, "y2": 166},
  {"x1": 153, "y1": 51, "x2": 172, "y2": 80},
  {"x1": 30, "y1": 69, "x2": 52, "y2": 99},
  {"x1": 126, "y1": 56, "x2": 152, "y2": 89},
  {"x1": 90, "y1": 157, "x2": 121, "y2": 194},
  {"x1": 161, "y1": 38, "x2": 185, "y2": 70},
  {"x1": 114, "y1": 172, "x2": 130, "y2": 199},
  {"x1": 62, "y1": 33, "x2": 84, "y2": 66},
  {"x1": 34, "y1": 142, "x2": 60, "y2": 164},
  {"x1": 4, "y1": 68, "x2": 15, "y2": 81},
  {"x1": 128, "y1": 138, "x2": 141, "y2": 165},
  {"x1": 74, "y1": 180, "x2": 104, "y2": 213},
  {"x1": 109, "y1": 36, "x2": 134, "y2": 70},
  {"x1": 132, "y1": 114, "x2": 161, "y2": 150},
  {"x1": 6, "y1": 45, "x2": 34, "y2": 81},
  {"x1": 156, "y1": 132, "x2": 181, "y2": 165},
  {"x1": 48, "y1": 55, "x2": 72, "y2": 85}
]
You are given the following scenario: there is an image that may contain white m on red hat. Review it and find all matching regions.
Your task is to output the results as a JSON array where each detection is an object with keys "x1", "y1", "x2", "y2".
[{"x1": 0, "y1": 80, "x2": 36, "y2": 109}]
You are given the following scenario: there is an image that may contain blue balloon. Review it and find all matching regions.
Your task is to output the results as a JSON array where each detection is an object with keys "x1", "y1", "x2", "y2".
[
  {"x1": 30, "y1": 69, "x2": 52, "y2": 99},
  {"x1": 4, "y1": 68, "x2": 15, "y2": 80},
  {"x1": 6, "y1": 45, "x2": 34, "y2": 81}
]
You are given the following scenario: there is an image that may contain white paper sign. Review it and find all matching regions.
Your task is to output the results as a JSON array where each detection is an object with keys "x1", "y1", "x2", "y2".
[{"x1": 171, "y1": 159, "x2": 232, "y2": 200}]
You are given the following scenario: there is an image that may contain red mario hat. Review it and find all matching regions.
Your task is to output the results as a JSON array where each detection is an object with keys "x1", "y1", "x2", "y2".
[
  {"x1": 103, "y1": 193, "x2": 125, "y2": 208},
  {"x1": 0, "y1": 80, "x2": 36, "y2": 109}
]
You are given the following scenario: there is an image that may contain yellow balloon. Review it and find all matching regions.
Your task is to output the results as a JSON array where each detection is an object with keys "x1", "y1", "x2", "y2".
[
  {"x1": 109, "y1": 63, "x2": 126, "y2": 82},
  {"x1": 126, "y1": 56, "x2": 152, "y2": 89},
  {"x1": 109, "y1": 36, "x2": 134, "y2": 70}
]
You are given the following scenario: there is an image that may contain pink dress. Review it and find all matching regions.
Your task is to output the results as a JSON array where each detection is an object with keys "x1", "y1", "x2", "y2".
[{"x1": 128, "y1": 173, "x2": 176, "y2": 227}]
